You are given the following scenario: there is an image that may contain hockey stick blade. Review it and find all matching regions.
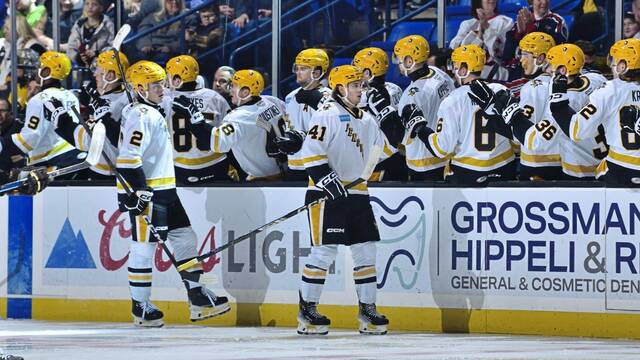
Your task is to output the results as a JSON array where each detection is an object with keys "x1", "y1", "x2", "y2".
[
  {"x1": 177, "y1": 144, "x2": 384, "y2": 271},
  {"x1": 112, "y1": 24, "x2": 131, "y2": 51},
  {"x1": 0, "y1": 125, "x2": 105, "y2": 194}
]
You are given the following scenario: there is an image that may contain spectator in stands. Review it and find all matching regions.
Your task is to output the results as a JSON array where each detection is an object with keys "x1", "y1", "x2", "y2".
[
  {"x1": 67, "y1": 0, "x2": 114, "y2": 68},
  {"x1": 219, "y1": 0, "x2": 251, "y2": 36},
  {"x1": 16, "y1": 0, "x2": 49, "y2": 46},
  {"x1": 0, "y1": 98, "x2": 25, "y2": 171},
  {"x1": 568, "y1": 0, "x2": 605, "y2": 42},
  {"x1": 624, "y1": 11, "x2": 640, "y2": 39},
  {"x1": 136, "y1": 0, "x2": 185, "y2": 64},
  {"x1": 42, "y1": 0, "x2": 84, "y2": 51},
  {"x1": 185, "y1": 4, "x2": 223, "y2": 56},
  {"x1": 0, "y1": 14, "x2": 46, "y2": 94},
  {"x1": 502, "y1": 0, "x2": 567, "y2": 68},
  {"x1": 124, "y1": 0, "x2": 160, "y2": 31},
  {"x1": 449, "y1": 0, "x2": 513, "y2": 81}
]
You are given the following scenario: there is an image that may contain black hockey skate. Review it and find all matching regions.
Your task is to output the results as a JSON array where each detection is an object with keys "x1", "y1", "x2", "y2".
[
  {"x1": 132, "y1": 299, "x2": 164, "y2": 328},
  {"x1": 358, "y1": 302, "x2": 388, "y2": 335},
  {"x1": 297, "y1": 294, "x2": 330, "y2": 335},
  {"x1": 187, "y1": 286, "x2": 230, "y2": 321}
]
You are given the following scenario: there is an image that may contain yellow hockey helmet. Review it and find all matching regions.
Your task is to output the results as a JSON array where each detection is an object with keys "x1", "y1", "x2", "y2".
[
  {"x1": 609, "y1": 38, "x2": 640, "y2": 71},
  {"x1": 96, "y1": 50, "x2": 129, "y2": 79},
  {"x1": 352, "y1": 47, "x2": 389, "y2": 78},
  {"x1": 126, "y1": 60, "x2": 166, "y2": 91},
  {"x1": 393, "y1": 35, "x2": 430, "y2": 64},
  {"x1": 519, "y1": 32, "x2": 556, "y2": 57},
  {"x1": 232, "y1": 69, "x2": 264, "y2": 96},
  {"x1": 166, "y1": 55, "x2": 199, "y2": 83},
  {"x1": 39, "y1": 51, "x2": 72, "y2": 80},
  {"x1": 328, "y1": 65, "x2": 363, "y2": 90},
  {"x1": 450, "y1": 44, "x2": 486, "y2": 73},
  {"x1": 294, "y1": 48, "x2": 330, "y2": 73},
  {"x1": 546, "y1": 44, "x2": 584, "y2": 76}
]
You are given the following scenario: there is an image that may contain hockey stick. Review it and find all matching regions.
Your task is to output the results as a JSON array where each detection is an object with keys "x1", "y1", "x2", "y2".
[
  {"x1": 0, "y1": 123, "x2": 105, "y2": 195},
  {"x1": 177, "y1": 144, "x2": 384, "y2": 272},
  {"x1": 66, "y1": 105, "x2": 198, "y2": 282},
  {"x1": 111, "y1": 24, "x2": 133, "y2": 103}
]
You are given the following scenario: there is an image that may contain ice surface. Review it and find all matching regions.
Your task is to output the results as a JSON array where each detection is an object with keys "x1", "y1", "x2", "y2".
[{"x1": 0, "y1": 320, "x2": 639, "y2": 360}]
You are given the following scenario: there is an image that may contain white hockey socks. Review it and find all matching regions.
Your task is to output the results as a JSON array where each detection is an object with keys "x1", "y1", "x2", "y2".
[
  {"x1": 351, "y1": 242, "x2": 378, "y2": 304},
  {"x1": 169, "y1": 227, "x2": 203, "y2": 290},
  {"x1": 128, "y1": 242, "x2": 156, "y2": 302},
  {"x1": 300, "y1": 245, "x2": 338, "y2": 303}
]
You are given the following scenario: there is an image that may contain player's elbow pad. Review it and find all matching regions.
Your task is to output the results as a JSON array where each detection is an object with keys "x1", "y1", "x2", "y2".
[
  {"x1": 510, "y1": 114, "x2": 533, "y2": 144},
  {"x1": 306, "y1": 163, "x2": 332, "y2": 185},
  {"x1": 550, "y1": 100, "x2": 575, "y2": 137},
  {"x1": 187, "y1": 121, "x2": 214, "y2": 149},
  {"x1": 1, "y1": 135, "x2": 25, "y2": 157},
  {"x1": 117, "y1": 166, "x2": 147, "y2": 191}
]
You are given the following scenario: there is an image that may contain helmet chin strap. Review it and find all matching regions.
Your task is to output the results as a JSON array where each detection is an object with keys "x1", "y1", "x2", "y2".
[
  {"x1": 399, "y1": 62, "x2": 416, "y2": 76},
  {"x1": 302, "y1": 71, "x2": 325, "y2": 90},
  {"x1": 136, "y1": 88, "x2": 155, "y2": 104},
  {"x1": 339, "y1": 86, "x2": 358, "y2": 108},
  {"x1": 170, "y1": 77, "x2": 183, "y2": 91},
  {"x1": 234, "y1": 87, "x2": 251, "y2": 106},
  {"x1": 455, "y1": 67, "x2": 469, "y2": 84},
  {"x1": 101, "y1": 72, "x2": 120, "y2": 92},
  {"x1": 37, "y1": 68, "x2": 51, "y2": 87}
]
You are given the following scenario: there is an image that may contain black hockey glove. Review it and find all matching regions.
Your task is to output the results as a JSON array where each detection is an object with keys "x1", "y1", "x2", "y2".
[
  {"x1": 366, "y1": 85, "x2": 395, "y2": 123},
  {"x1": 295, "y1": 89, "x2": 325, "y2": 110},
  {"x1": 620, "y1": 105, "x2": 640, "y2": 135},
  {"x1": 317, "y1": 171, "x2": 347, "y2": 201},
  {"x1": 123, "y1": 187, "x2": 153, "y2": 216},
  {"x1": 44, "y1": 97, "x2": 74, "y2": 128},
  {"x1": 468, "y1": 80, "x2": 520, "y2": 124},
  {"x1": 78, "y1": 85, "x2": 100, "y2": 107},
  {"x1": 400, "y1": 104, "x2": 427, "y2": 137},
  {"x1": 549, "y1": 73, "x2": 569, "y2": 104},
  {"x1": 19, "y1": 167, "x2": 50, "y2": 195},
  {"x1": 275, "y1": 130, "x2": 305, "y2": 155},
  {"x1": 173, "y1": 96, "x2": 204, "y2": 124}
]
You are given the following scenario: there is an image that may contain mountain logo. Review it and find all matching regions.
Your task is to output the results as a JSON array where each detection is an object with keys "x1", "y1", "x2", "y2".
[{"x1": 45, "y1": 219, "x2": 96, "y2": 269}]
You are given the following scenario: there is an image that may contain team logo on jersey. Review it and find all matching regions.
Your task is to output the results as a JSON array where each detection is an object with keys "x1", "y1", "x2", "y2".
[{"x1": 408, "y1": 87, "x2": 419, "y2": 96}]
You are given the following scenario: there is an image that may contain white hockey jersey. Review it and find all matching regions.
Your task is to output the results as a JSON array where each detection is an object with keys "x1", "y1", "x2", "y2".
[
  {"x1": 284, "y1": 85, "x2": 331, "y2": 170},
  {"x1": 300, "y1": 99, "x2": 393, "y2": 195},
  {"x1": 398, "y1": 66, "x2": 455, "y2": 172},
  {"x1": 210, "y1": 97, "x2": 284, "y2": 180},
  {"x1": 428, "y1": 83, "x2": 515, "y2": 171},
  {"x1": 12, "y1": 87, "x2": 78, "y2": 165},
  {"x1": 75, "y1": 90, "x2": 129, "y2": 175},
  {"x1": 358, "y1": 81, "x2": 403, "y2": 110},
  {"x1": 518, "y1": 73, "x2": 559, "y2": 168},
  {"x1": 568, "y1": 78, "x2": 640, "y2": 173},
  {"x1": 525, "y1": 76, "x2": 607, "y2": 177},
  {"x1": 165, "y1": 88, "x2": 230, "y2": 170},
  {"x1": 116, "y1": 102, "x2": 176, "y2": 193}
]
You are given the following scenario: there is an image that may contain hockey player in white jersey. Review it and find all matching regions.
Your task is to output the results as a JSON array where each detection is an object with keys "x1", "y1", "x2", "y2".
[
  {"x1": 176, "y1": 69, "x2": 285, "y2": 181},
  {"x1": 393, "y1": 35, "x2": 455, "y2": 180},
  {"x1": 282, "y1": 49, "x2": 332, "y2": 179},
  {"x1": 353, "y1": 46, "x2": 406, "y2": 181},
  {"x1": 165, "y1": 55, "x2": 231, "y2": 184},
  {"x1": 550, "y1": 38, "x2": 640, "y2": 185},
  {"x1": 413, "y1": 45, "x2": 516, "y2": 185},
  {"x1": 112, "y1": 60, "x2": 229, "y2": 326},
  {"x1": 515, "y1": 32, "x2": 560, "y2": 180},
  {"x1": 470, "y1": 44, "x2": 608, "y2": 181},
  {"x1": 296, "y1": 65, "x2": 394, "y2": 336},
  {"x1": 0, "y1": 51, "x2": 83, "y2": 172}
]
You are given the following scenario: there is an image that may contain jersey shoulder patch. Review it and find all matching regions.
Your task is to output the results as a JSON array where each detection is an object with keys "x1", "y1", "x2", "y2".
[{"x1": 339, "y1": 114, "x2": 350, "y2": 122}]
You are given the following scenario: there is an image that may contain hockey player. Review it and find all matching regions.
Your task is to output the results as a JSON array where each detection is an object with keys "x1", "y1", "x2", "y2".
[
  {"x1": 411, "y1": 45, "x2": 516, "y2": 185},
  {"x1": 176, "y1": 69, "x2": 285, "y2": 181},
  {"x1": 296, "y1": 65, "x2": 391, "y2": 336},
  {"x1": 549, "y1": 38, "x2": 640, "y2": 185},
  {"x1": 165, "y1": 55, "x2": 231, "y2": 184},
  {"x1": 0, "y1": 51, "x2": 82, "y2": 172},
  {"x1": 283, "y1": 49, "x2": 332, "y2": 179},
  {"x1": 0, "y1": 165, "x2": 49, "y2": 196},
  {"x1": 213, "y1": 66, "x2": 236, "y2": 107},
  {"x1": 52, "y1": 60, "x2": 230, "y2": 327},
  {"x1": 393, "y1": 35, "x2": 455, "y2": 180},
  {"x1": 469, "y1": 44, "x2": 608, "y2": 181},
  {"x1": 515, "y1": 32, "x2": 559, "y2": 180},
  {"x1": 353, "y1": 47, "x2": 406, "y2": 181}
]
